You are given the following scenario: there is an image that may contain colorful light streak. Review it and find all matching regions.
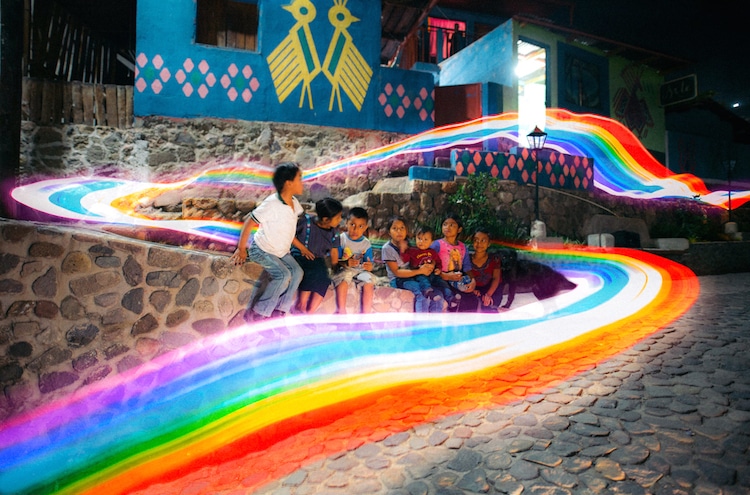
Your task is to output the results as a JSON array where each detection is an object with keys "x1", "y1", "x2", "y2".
[
  {"x1": 1, "y1": 109, "x2": 709, "y2": 494},
  {"x1": 10, "y1": 110, "x2": 749, "y2": 242},
  {"x1": 0, "y1": 247, "x2": 698, "y2": 495}
]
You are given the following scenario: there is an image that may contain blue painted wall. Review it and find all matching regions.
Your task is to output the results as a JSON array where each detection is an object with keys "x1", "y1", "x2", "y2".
[
  {"x1": 438, "y1": 20, "x2": 515, "y2": 87},
  {"x1": 134, "y1": 0, "x2": 434, "y2": 133}
]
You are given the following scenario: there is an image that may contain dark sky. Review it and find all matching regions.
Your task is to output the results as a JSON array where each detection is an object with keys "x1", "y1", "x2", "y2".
[{"x1": 566, "y1": 0, "x2": 750, "y2": 120}]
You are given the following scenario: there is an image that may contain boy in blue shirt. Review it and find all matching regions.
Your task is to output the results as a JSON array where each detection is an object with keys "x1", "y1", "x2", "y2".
[{"x1": 332, "y1": 207, "x2": 374, "y2": 313}]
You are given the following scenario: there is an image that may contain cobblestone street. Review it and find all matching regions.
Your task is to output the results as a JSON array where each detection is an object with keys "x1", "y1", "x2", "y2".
[{"x1": 250, "y1": 273, "x2": 750, "y2": 495}]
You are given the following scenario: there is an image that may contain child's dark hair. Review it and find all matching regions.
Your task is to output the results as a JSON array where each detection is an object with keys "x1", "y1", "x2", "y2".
[
  {"x1": 473, "y1": 225, "x2": 492, "y2": 237},
  {"x1": 315, "y1": 197, "x2": 343, "y2": 220},
  {"x1": 442, "y1": 212, "x2": 463, "y2": 229},
  {"x1": 386, "y1": 215, "x2": 407, "y2": 231},
  {"x1": 348, "y1": 206, "x2": 369, "y2": 221},
  {"x1": 415, "y1": 225, "x2": 434, "y2": 238},
  {"x1": 272, "y1": 162, "x2": 301, "y2": 193}
]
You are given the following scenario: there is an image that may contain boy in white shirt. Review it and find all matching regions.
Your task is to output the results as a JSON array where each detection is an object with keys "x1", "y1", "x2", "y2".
[{"x1": 231, "y1": 162, "x2": 304, "y2": 320}]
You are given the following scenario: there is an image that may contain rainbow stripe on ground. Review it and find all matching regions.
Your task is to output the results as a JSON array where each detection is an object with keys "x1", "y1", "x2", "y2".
[{"x1": 0, "y1": 248, "x2": 697, "y2": 495}]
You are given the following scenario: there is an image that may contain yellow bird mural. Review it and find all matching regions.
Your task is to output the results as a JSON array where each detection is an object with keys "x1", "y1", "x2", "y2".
[
  {"x1": 322, "y1": 0, "x2": 372, "y2": 112},
  {"x1": 266, "y1": 0, "x2": 322, "y2": 109}
]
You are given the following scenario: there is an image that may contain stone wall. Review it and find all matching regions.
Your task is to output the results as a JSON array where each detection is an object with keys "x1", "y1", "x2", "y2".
[
  {"x1": 19, "y1": 117, "x2": 416, "y2": 203},
  {"x1": 18, "y1": 117, "x2": 744, "y2": 243},
  {"x1": 0, "y1": 219, "x2": 415, "y2": 421}
]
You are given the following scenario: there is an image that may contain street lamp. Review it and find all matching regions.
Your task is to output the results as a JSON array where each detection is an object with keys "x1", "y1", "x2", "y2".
[
  {"x1": 526, "y1": 126, "x2": 547, "y2": 225},
  {"x1": 724, "y1": 159, "x2": 735, "y2": 223},
  {"x1": 724, "y1": 159, "x2": 738, "y2": 238}
]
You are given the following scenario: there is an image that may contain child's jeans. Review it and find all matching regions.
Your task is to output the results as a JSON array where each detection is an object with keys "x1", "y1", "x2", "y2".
[
  {"x1": 391, "y1": 277, "x2": 443, "y2": 313},
  {"x1": 247, "y1": 243, "x2": 303, "y2": 317}
]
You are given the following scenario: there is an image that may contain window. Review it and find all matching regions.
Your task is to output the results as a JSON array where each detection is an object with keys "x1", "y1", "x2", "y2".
[
  {"x1": 426, "y1": 17, "x2": 466, "y2": 62},
  {"x1": 196, "y1": 0, "x2": 258, "y2": 51}
]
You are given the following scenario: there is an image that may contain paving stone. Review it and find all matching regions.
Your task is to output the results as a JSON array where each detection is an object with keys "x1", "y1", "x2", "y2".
[
  {"x1": 484, "y1": 452, "x2": 513, "y2": 470},
  {"x1": 456, "y1": 468, "x2": 490, "y2": 492},
  {"x1": 608, "y1": 444, "x2": 650, "y2": 465},
  {"x1": 446, "y1": 449, "x2": 481, "y2": 472},
  {"x1": 523, "y1": 451, "x2": 562, "y2": 467},
  {"x1": 695, "y1": 459, "x2": 737, "y2": 485},
  {"x1": 594, "y1": 458, "x2": 625, "y2": 481},
  {"x1": 539, "y1": 467, "x2": 578, "y2": 489},
  {"x1": 491, "y1": 476, "x2": 524, "y2": 495},
  {"x1": 508, "y1": 459, "x2": 539, "y2": 480}
]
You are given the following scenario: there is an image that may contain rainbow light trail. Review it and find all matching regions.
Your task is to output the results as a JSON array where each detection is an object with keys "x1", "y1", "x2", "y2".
[
  {"x1": 0, "y1": 248, "x2": 698, "y2": 495},
  {"x1": 0, "y1": 109, "x2": 714, "y2": 494}
]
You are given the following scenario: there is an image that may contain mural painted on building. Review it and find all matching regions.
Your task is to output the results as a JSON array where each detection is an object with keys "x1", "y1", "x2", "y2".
[
  {"x1": 613, "y1": 65, "x2": 655, "y2": 140},
  {"x1": 134, "y1": 0, "x2": 422, "y2": 133}
]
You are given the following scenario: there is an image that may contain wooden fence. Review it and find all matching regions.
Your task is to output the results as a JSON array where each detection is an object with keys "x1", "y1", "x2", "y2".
[{"x1": 22, "y1": 78, "x2": 133, "y2": 128}]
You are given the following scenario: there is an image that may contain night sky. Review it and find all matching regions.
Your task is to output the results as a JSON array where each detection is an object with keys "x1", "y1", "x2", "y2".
[{"x1": 566, "y1": 0, "x2": 750, "y2": 121}]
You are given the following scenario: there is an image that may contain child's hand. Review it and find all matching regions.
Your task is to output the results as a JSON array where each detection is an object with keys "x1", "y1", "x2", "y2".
[
  {"x1": 300, "y1": 246, "x2": 314, "y2": 260},
  {"x1": 418, "y1": 263, "x2": 433, "y2": 276},
  {"x1": 362, "y1": 261, "x2": 373, "y2": 271},
  {"x1": 230, "y1": 248, "x2": 247, "y2": 265},
  {"x1": 481, "y1": 294, "x2": 493, "y2": 306}
]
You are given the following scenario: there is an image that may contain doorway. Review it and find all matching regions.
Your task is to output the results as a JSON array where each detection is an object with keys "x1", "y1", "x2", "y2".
[{"x1": 517, "y1": 39, "x2": 547, "y2": 136}]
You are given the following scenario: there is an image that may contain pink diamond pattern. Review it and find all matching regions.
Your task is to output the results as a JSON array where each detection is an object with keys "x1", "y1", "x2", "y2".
[
  {"x1": 242, "y1": 65, "x2": 253, "y2": 78},
  {"x1": 153, "y1": 55, "x2": 164, "y2": 69},
  {"x1": 221, "y1": 75, "x2": 231, "y2": 89},
  {"x1": 250, "y1": 78, "x2": 259, "y2": 91},
  {"x1": 182, "y1": 83, "x2": 193, "y2": 97},
  {"x1": 198, "y1": 84, "x2": 209, "y2": 98},
  {"x1": 137, "y1": 53, "x2": 148, "y2": 67},
  {"x1": 396, "y1": 106, "x2": 405, "y2": 118},
  {"x1": 151, "y1": 79, "x2": 163, "y2": 94},
  {"x1": 175, "y1": 70, "x2": 186, "y2": 84},
  {"x1": 419, "y1": 108, "x2": 427, "y2": 121},
  {"x1": 135, "y1": 78, "x2": 146, "y2": 92},
  {"x1": 206, "y1": 73, "x2": 216, "y2": 87},
  {"x1": 228, "y1": 63, "x2": 238, "y2": 77},
  {"x1": 242, "y1": 88, "x2": 252, "y2": 102},
  {"x1": 199, "y1": 60, "x2": 210, "y2": 74},
  {"x1": 183, "y1": 59, "x2": 194, "y2": 72},
  {"x1": 384, "y1": 83, "x2": 393, "y2": 95},
  {"x1": 160, "y1": 68, "x2": 171, "y2": 82},
  {"x1": 227, "y1": 87, "x2": 238, "y2": 101},
  {"x1": 396, "y1": 84, "x2": 405, "y2": 97}
]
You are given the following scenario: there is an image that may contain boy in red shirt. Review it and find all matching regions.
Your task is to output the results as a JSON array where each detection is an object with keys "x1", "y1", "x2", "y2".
[{"x1": 401, "y1": 226, "x2": 459, "y2": 311}]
